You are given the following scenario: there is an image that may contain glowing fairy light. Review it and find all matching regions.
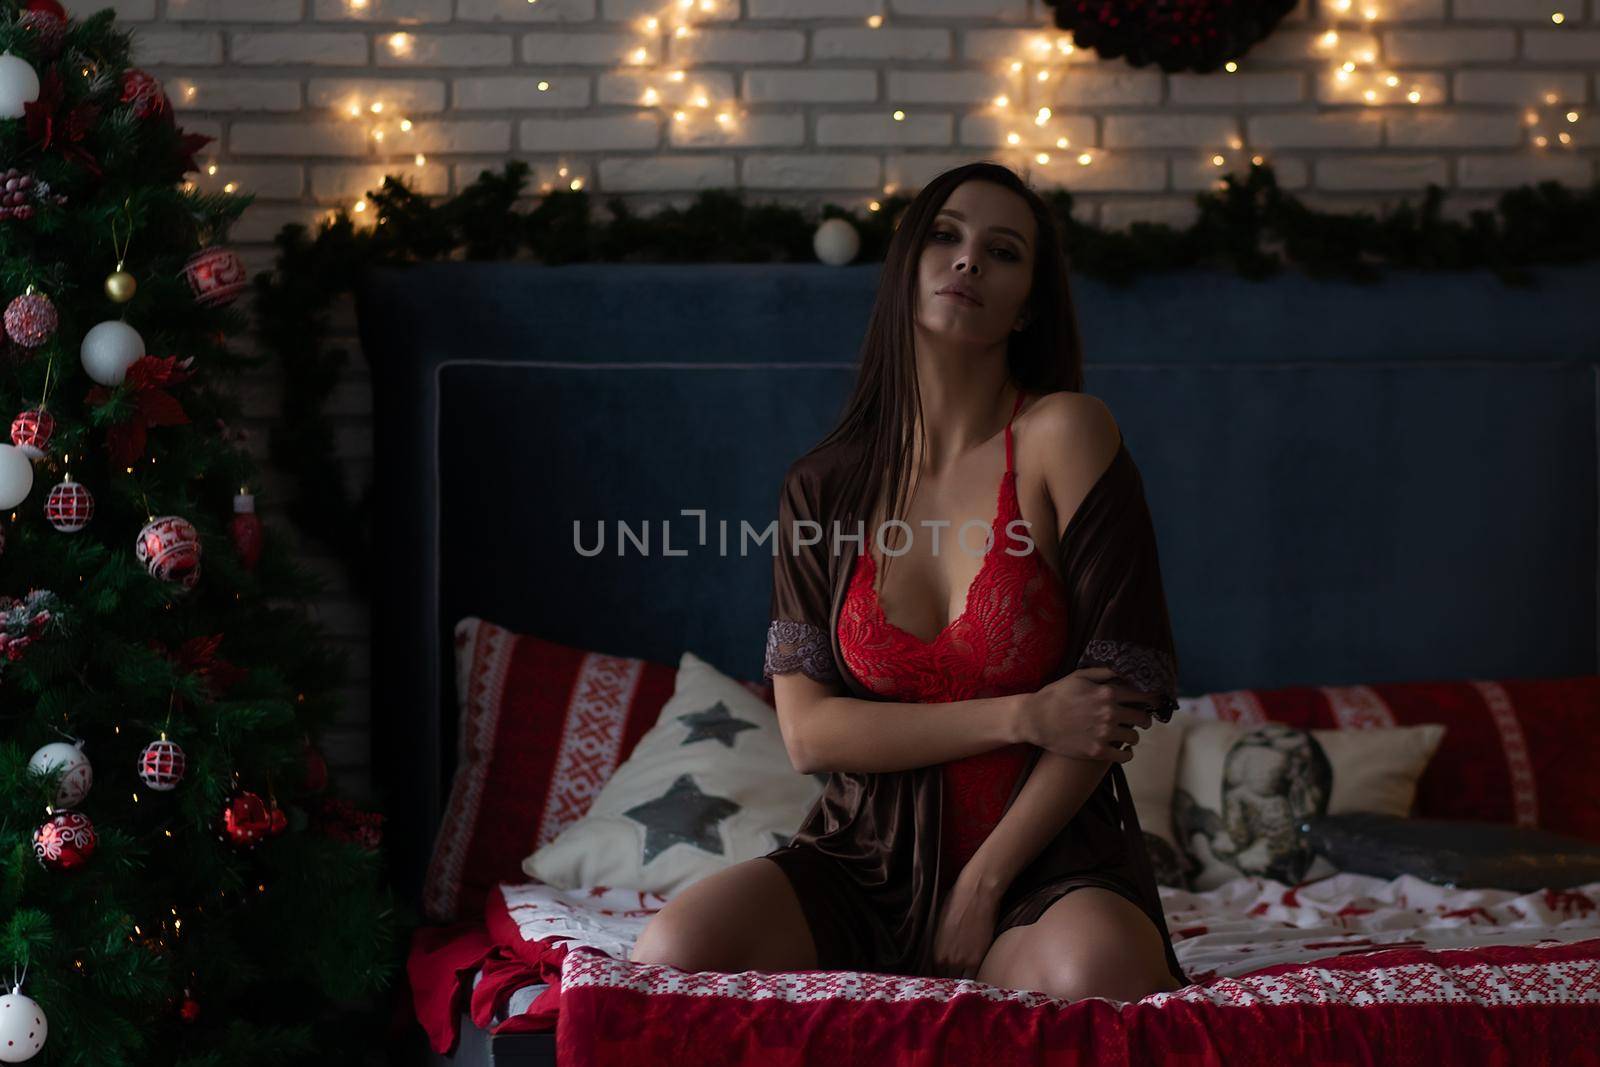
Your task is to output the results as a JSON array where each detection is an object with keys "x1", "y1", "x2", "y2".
[
  {"x1": 1007, "y1": 131, "x2": 1020, "y2": 144},
  {"x1": 387, "y1": 32, "x2": 412, "y2": 57},
  {"x1": 867, "y1": 14, "x2": 883, "y2": 27},
  {"x1": 414, "y1": 153, "x2": 426, "y2": 165},
  {"x1": 993, "y1": 95, "x2": 1009, "y2": 108},
  {"x1": 892, "y1": 110, "x2": 905, "y2": 120},
  {"x1": 1224, "y1": 61, "x2": 1238, "y2": 72},
  {"x1": 1076, "y1": 152, "x2": 1092, "y2": 165}
]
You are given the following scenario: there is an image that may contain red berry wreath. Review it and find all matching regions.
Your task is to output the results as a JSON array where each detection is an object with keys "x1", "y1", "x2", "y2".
[{"x1": 1044, "y1": 0, "x2": 1300, "y2": 74}]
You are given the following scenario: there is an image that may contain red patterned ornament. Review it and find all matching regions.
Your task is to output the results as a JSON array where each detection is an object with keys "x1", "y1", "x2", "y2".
[
  {"x1": 10, "y1": 408, "x2": 54, "y2": 459},
  {"x1": 138, "y1": 736, "x2": 186, "y2": 791},
  {"x1": 221, "y1": 790, "x2": 271, "y2": 848},
  {"x1": 33, "y1": 809, "x2": 97, "y2": 870},
  {"x1": 135, "y1": 515, "x2": 202, "y2": 589},
  {"x1": 183, "y1": 246, "x2": 247, "y2": 307},
  {"x1": 178, "y1": 993, "x2": 200, "y2": 1023},
  {"x1": 120, "y1": 68, "x2": 167, "y2": 120},
  {"x1": 4, "y1": 290, "x2": 56, "y2": 347},
  {"x1": 230, "y1": 491, "x2": 262, "y2": 570},
  {"x1": 44, "y1": 477, "x2": 93, "y2": 532}
]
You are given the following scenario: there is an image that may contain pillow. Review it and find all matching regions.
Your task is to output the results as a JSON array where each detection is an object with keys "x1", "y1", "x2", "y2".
[
  {"x1": 422, "y1": 618, "x2": 681, "y2": 922},
  {"x1": 1184, "y1": 676, "x2": 1600, "y2": 842},
  {"x1": 1172, "y1": 719, "x2": 1446, "y2": 889},
  {"x1": 1118, "y1": 708, "x2": 1191, "y2": 888},
  {"x1": 522, "y1": 650, "x2": 824, "y2": 897},
  {"x1": 1302, "y1": 812, "x2": 1600, "y2": 891}
]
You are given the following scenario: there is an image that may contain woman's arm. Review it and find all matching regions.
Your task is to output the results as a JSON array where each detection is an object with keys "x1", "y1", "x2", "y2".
[
  {"x1": 773, "y1": 672, "x2": 1027, "y2": 775},
  {"x1": 962, "y1": 750, "x2": 1111, "y2": 892}
]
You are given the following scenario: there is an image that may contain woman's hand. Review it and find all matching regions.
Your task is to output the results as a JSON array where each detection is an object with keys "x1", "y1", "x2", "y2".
[
  {"x1": 1018, "y1": 665, "x2": 1158, "y2": 762},
  {"x1": 931, "y1": 866, "x2": 1005, "y2": 980}
]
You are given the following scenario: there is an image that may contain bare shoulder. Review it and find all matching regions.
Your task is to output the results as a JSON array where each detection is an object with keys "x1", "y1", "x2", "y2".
[
  {"x1": 1019, "y1": 391, "x2": 1123, "y2": 536},
  {"x1": 1020, "y1": 391, "x2": 1121, "y2": 467}
]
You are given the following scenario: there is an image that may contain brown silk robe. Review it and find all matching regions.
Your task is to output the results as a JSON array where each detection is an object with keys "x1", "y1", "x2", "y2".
[{"x1": 762, "y1": 428, "x2": 1188, "y2": 985}]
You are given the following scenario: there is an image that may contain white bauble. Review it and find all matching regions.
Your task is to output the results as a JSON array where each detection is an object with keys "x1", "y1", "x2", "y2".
[
  {"x1": 813, "y1": 217, "x2": 860, "y2": 266},
  {"x1": 0, "y1": 986, "x2": 46, "y2": 1063},
  {"x1": 28, "y1": 741, "x2": 93, "y2": 808},
  {"x1": 80, "y1": 320, "x2": 145, "y2": 386},
  {"x1": 0, "y1": 444, "x2": 33, "y2": 510},
  {"x1": 0, "y1": 52, "x2": 40, "y2": 121}
]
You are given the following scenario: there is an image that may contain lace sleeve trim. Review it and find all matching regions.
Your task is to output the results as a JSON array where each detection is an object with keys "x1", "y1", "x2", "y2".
[
  {"x1": 763, "y1": 619, "x2": 841, "y2": 686},
  {"x1": 1077, "y1": 638, "x2": 1179, "y2": 722}
]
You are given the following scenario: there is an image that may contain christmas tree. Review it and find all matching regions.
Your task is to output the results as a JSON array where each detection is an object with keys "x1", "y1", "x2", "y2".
[{"x1": 0, "y1": 4, "x2": 400, "y2": 1064}]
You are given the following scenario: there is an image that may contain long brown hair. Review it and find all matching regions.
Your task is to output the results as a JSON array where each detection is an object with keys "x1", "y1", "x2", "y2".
[{"x1": 806, "y1": 160, "x2": 1086, "y2": 582}]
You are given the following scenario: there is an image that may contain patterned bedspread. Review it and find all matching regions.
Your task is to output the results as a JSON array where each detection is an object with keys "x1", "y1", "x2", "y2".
[{"x1": 410, "y1": 872, "x2": 1600, "y2": 1064}]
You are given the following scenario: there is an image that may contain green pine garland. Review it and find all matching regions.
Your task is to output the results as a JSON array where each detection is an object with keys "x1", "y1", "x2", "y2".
[
  {"x1": 260, "y1": 159, "x2": 1600, "y2": 582},
  {"x1": 0, "y1": 5, "x2": 403, "y2": 1065}
]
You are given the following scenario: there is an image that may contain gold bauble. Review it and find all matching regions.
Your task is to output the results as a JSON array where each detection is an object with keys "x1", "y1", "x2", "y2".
[{"x1": 105, "y1": 271, "x2": 137, "y2": 303}]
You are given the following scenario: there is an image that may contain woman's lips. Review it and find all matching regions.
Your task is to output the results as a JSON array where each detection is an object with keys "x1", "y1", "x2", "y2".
[{"x1": 937, "y1": 290, "x2": 981, "y2": 307}]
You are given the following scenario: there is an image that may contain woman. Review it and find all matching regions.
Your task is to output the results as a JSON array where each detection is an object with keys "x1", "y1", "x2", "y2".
[{"x1": 630, "y1": 161, "x2": 1186, "y2": 1002}]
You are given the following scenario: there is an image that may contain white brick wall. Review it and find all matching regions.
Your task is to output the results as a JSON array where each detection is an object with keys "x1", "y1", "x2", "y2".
[{"x1": 67, "y1": 0, "x2": 1598, "y2": 799}]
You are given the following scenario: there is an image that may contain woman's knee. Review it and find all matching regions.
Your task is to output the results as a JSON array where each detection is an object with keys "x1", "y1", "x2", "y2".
[
  {"x1": 627, "y1": 857, "x2": 817, "y2": 973},
  {"x1": 1030, "y1": 951, "x2": 1174, "y2": 1004}
]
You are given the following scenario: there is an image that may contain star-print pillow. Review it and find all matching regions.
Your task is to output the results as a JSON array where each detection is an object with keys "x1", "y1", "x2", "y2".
[{"x1": 522, "y1": 650, "x2": 826, "y2": 898}]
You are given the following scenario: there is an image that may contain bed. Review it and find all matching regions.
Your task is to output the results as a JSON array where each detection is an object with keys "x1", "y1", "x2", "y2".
[{"x1": 356, "y1": 259, "x2": 1600, "y2": 1066}]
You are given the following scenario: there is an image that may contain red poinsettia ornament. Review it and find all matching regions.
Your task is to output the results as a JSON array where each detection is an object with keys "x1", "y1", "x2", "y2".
[
  {"x1": 85, "y1": 354, "x2": 193, "y2": 467},
  {"x1": 23, "y1": 69, "x2": 103, "y2": 178}
]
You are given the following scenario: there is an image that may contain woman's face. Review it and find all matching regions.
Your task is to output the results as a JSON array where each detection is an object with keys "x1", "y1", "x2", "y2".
[{"x1": 915, "y1": 180, "x2": 1037, "y2": 345}]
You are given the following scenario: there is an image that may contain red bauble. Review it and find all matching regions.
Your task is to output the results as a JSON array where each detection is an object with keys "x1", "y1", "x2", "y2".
[
  {"x1": 222, "y1": 791, "x2": 272, "y2": 847},
  {"x1": 230, "y1": 492, "x2": 262, "y2": 570},
  {"x1": 10, "y1": 408, "x2": 55, "y2": 458},
  {"x1": 34, "y1": 809, "x2": 97, "y2": 870},
  {"x1": 135, "y1": 515, "x2": 202, "y2": 589},
  {"x1": 45, "y1": 478, "x2": 93, "y2": 532},
  {"x1": 183, "y1": 246, "x2": 248, "y2": 307},
  {"x1": 18, "y1": 3, "x2": 67, "y2": 59},
  {"x1": 178, "y1": 995, "x2": 200, "y2": 1023},
  {"x1": 120, "y1": 68, "x2": 168, "y2": 120},
  {"x1": 268, "y1": 803, "x2": 287, "y2": 836},
  {"x1": 138, "y1": 738, "x2": 186, "y2": 791},
  {"x1": 4, "y1": 291, "x2": 57, "y2": 347}
]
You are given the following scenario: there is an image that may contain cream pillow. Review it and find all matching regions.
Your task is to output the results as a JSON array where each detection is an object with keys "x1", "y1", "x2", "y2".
[
  {"x1": 1118, "y1": 708, "x2": 1192, "y2": 888},
  {"x1": 1173, "y1": 720, "x2": 1447, "y2": 890},
  {"x1": 522, "y1": 650, "x2": 823, "y2": 897}
]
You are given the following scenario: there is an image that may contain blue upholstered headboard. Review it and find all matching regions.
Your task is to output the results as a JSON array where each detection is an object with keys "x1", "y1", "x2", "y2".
[{"x1": 356, "y1": 260, "x2": 1600, "y2": 909}]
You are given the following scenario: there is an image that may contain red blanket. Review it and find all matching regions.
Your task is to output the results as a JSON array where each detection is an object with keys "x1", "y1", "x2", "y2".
[{"x1": 554, "y1": 937, "x2": 1600, "y2": 1066}]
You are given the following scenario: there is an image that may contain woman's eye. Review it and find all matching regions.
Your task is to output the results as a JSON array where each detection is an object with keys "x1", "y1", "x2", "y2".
[{"x1": 933, "y1": 231, "x2": 1018, "y2": 261}]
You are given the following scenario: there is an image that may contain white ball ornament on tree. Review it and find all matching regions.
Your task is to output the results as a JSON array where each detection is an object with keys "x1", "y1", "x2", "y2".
[
  {"x1": 79, "y1": 319, "x2": 145, "y2": 386},
  {"x1": 0, "y1": 444, "x2": 34, "y2": 510},
  {"x1": 0, "y1": 983, "x2": 46, "y2": 1064},
  {"x1": 28, "y1": 741, "x2": 93, "y2": 808},
  {"x1": 813, "y1": 217, "x2": 860, "y2": 266},
  {"x1": 44, "y1": 477, "x2": 93, "y2": 533},
  {"x1": 0, "y1": 51, "x2": 41, "y2": 120}
]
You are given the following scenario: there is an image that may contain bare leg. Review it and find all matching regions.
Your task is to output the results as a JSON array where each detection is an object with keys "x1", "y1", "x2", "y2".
[
  {"x1": 976, "y1": 887, "x2": 1181, "y2": 1002},
  {"x1": 628, "y1": 857, "x2": 820, "y2": 973}
]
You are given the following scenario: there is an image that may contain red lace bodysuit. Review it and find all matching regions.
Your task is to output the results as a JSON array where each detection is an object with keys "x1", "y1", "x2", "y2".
[{"x1": 837, "y1": 392, "x2": 1070, "y2": 892}]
